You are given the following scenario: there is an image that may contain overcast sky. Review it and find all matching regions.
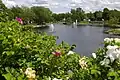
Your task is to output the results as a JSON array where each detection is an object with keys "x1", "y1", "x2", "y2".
[{"x1": 2, "y1": 0, "x2": 120, "y2": 13}]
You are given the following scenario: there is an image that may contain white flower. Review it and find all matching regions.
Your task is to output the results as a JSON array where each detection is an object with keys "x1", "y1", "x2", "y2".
[
  {"x1": 105, "y1": 45, "x2": 120, "y2": 62},
  {"x1": 107, "y1": 45, "x2": 118, "y2": 50},
  {"x1": 92, "y1": 53, "x2": 96, "y2": 58},
  {"x1": 106, "y1": 52, "x2": 116, "y2": 62},
  {"x1": 25, "y1": 68, "x2": 36, "y2": 79},
  {"x1": 100, "y1": 58, "x2": 110, "y2": 66},
  {"x1": 104, "y1": 38, "x2": 113, "y2": 43},
  {"x1": 114, "y1": 38, "x2": 120, "y2": 43},
  {"x1": 104, "y1": 38, "x2": 110, "y2": 42},
  {"x1": 79, "y1": 57, "x2": 87, "y2": 69},
  {"x1": 53, "y1": 78, "x2": 62, "y2": 80},
  {"x1": 106, "y1": 49, "x2": 117, "y2": 62},
  {"x1": 67, "y1": 51, "x2": 74, "y2": 55},
  {"x1": 20, "y1": 69, "x2": 23, "y2": 73},
  {"x1": 115, "y1": 49, "x2": 120, "y2": 58},
  {"x1": 25, "y1": 68, "x2": 32, "y2": 75}
]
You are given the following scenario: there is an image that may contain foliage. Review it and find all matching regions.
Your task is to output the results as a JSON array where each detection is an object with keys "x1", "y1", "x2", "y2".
[
  {"x1": 53, "y1": 7, "x2": 120, "y2": 26},
  {"x1": 20, "y1": 6, "x2": 35, "y2": 24},
  {"x1": 86, "y1": 12, "x2": 95, "y2": 21},
  {"x1": 71, "y1": 8, "x2": 85, "y2": 22},
  {"x1": 31, "y1": 6, "x2": 52, "y2": 24},
  {"x1": 0, "y1": 21, "x2": 80, "y2": 80},
  {"x1": 0, "y1": 0, "x2": 7, "y2": 10},
  {"x1": 94, "y1": 11, "x2": 102, "y2": 21},
  {"x1": 71, "y1": 38, "x2": 120, "y2": 80},
  {"x1": 104, "y1": 29, "x2": 120, "y2": 35},
  {"x1": 106, "y1": 17, "x2": 119, "y2": 25},
  {"x1": 80, "y1": 21, "x2": 89, "y2": 25},
  {"x1": 103, "y1": 8, "x2": 110, "y2": 21}
]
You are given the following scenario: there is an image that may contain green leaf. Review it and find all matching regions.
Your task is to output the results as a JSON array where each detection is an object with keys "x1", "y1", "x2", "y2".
[
  {"x1": 5, "y1": 51, "x2": 15, "y2": 56},
  {"x1": 91, "y1": 69, "x2": 100, "y2": 75},
  {"x1": 0, "y1": 34, "x2": 5, "y2": 40},
  {"x1": 107, "y1": 71, "x2": 116, "y2": 77},
  {"x1": 117, "y1": 70, "x2": 120, "y2": 74},
  {"x1": 2, "y1": 73, "x2": 16, "y2": 80}
]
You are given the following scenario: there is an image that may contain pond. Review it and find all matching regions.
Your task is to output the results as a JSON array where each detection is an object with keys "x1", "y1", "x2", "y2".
[{"x1": 36, "y1": 23, "x2": 117, "y2": 56}]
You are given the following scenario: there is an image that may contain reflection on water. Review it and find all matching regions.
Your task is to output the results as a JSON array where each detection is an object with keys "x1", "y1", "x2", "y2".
[{"x1": 36, "y1": 23, "x2": 115, "y2": 56}]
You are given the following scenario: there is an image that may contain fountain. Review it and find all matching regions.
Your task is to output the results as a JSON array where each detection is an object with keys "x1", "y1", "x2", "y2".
[
  {"x1": 76, "y1": 19, "x2": 78, "y2": 25},
  {"x1": 72, "y1": 22, "x2": 77, "y2": 28},
  {"x1": 49, "y1": 23, "x2": 55, "y2": 32},
  {"x1": 73, "y1": 22, "x2": 76, "y2": 26},
  {"x1": 72, "y1": 20, "x2": 78, "y2": 28}
]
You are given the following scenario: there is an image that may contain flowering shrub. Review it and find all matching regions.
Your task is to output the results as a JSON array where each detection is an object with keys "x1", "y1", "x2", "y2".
[
  {"x1": 16, "y1": 17, "x2": 23, "y2": 24},
  {"x1": 0, "y1": 21, "x2": 120, "y2": 80},
  {"x1": 25, "y1": 68, "x2": 36, "y2": 79},
  {"x1": 0, "y1": 21, "x2": 80, "y2": 80}
]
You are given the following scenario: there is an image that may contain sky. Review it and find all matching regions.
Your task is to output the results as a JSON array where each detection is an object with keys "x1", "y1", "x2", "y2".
[{"x1": 2, "y1": 0, "x2": 120, "y2": 13}]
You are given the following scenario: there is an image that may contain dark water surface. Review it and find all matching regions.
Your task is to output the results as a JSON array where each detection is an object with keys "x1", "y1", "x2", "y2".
[{"x1": 36, "y1": 23, "x2": 114, "y2": 56}]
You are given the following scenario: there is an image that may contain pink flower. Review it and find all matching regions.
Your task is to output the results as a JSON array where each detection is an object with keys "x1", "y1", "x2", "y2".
[
  {"x1": 52, "y1": 51, "x2": 61, "y2": 57},
  {"x1": 16, "y1": 17, "x2": 23, "y2": 24}
]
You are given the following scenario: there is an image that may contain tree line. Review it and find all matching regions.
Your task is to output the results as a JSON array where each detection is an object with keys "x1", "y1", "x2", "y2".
[
  {"x1": 0, "y1": 0, "x2": 53, "y2": 25},
  {"x1": 0, "y1": 0, "x2": 120, "y2": 25},
  {"x1": 53, "y1": 8, "x2": 120, "y2": 25}
]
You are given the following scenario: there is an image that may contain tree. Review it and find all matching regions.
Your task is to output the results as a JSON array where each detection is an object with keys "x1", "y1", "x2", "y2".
[
  {"x1": 94, "y1": 11, "x2": 102, "y2": 21},
  {"x1": 21, "y1": 6, "x2": 35, "y2": 24},
  {"x1": 31, "y1": 6, "x2": 52, "y2": 24},
  {"x1": 0, "y1": 0, "x2": 13, "y2": 22},
  {"x1": 10, "y1": 6, "x2": 23, "y2": 18},
  {"x1": 71, "y1": 8, "x2": 85, "y2": 22},
  {"x1": 87, "y1": 12, "x2": 95, "y2": 21},
  {"x1": 103, "y1": 8, "x2": 109, "y2": 20},
  {"x1": 0, "y1": 0, "x2": 7, "y2": 11}
]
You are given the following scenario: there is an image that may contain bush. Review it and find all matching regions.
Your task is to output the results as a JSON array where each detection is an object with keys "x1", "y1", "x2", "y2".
[
  {"x1": 0, "y1": 21, "x2": 80, "y2": 80},
  {"x1": 106, "y1": 17, "x2": 119, "y2": 25}
]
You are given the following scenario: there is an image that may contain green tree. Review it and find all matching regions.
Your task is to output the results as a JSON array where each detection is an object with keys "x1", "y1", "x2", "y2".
[
  {"x1": 0, "y1": 0, "x2": 12, "y2": 22},
  {"x1": 87, "y1": 12, "x2": 95, "y2": 21},
  {"x1": 94, "y1": 11, "x2": 103, "y2": 21},
  {"x1": 31, "y1": 6, "x2": 52, "y2": 24},
  {"x1": 103, "y1": 8, "x2": 109, "y2": 21},
  {"x1": 10, "y1": 6, "x2": 23, "y2": 18},
  {"x1": 21, "y1": 6, "x2": 35, "y2": 24},
  {"x1": 71, "y1": 8, "x2": 85, "y2": 22},
  {"x1": 0, "y1": 0, "x2": 7, "y2": 10}
]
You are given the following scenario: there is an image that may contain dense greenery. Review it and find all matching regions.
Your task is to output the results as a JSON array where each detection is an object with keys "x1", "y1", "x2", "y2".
[
  {"x1": 105, "y1": 29, "x2": 120, "y2": 35},
  {"x1": 0, "y1": 0, "x2": 52, "y2": 25},
  {"x1": 10, "y1": 6, "x2": 52, "y2": 25},
  {"x1": 53, "y1": 8, "x2": 120, "y2": 26},
  {"x1": 0, "y1": 21, "x2": 77, "y2": 79}
]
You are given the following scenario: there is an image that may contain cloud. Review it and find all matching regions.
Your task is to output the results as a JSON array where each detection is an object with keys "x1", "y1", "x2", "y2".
[
  {"x1": 2, "y1": 0, "x2": 120, "y2": 13},
  {"x1": 2, "y1": 0, "x2": 16, "y2": 7}
]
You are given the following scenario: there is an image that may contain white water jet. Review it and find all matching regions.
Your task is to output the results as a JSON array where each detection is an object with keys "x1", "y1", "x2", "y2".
[
  {"x1": 73, "y1": 22, "x2": 77, "y2": 28},
  {"x1": 76, "y1": 20, "x2": 77, "y2": 25},
  {"x1": 49, "y1": 23, "x2": 55, "y2": 32},
  {"x1": 73, "y1": 22, "x2": 76, "y2": 26}
]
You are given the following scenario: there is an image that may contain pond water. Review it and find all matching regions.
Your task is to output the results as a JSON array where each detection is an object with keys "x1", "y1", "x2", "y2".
[{"x1": 36, "y1": 23, "x2": 116, "y2": 56}]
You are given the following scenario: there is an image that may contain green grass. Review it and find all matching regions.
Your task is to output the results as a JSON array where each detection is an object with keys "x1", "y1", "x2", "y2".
[
  {"x1": 104, "y1": 29, "x2": 120, "y2": 35},
  {"x1": 80, "y1": 21, "x2": 89, "y2": 24}
]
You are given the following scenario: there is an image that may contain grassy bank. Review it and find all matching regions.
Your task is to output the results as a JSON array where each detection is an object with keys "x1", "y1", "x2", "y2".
[
  {"x1": 104, "y1": 24, "x2": 120, "y2": 28},
  {"x1": 78, "y1": 21, "x2": 104, "y2": 26},
  {"x1": 104, "y1": 29, "x2": 120, "y2": 35}
]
